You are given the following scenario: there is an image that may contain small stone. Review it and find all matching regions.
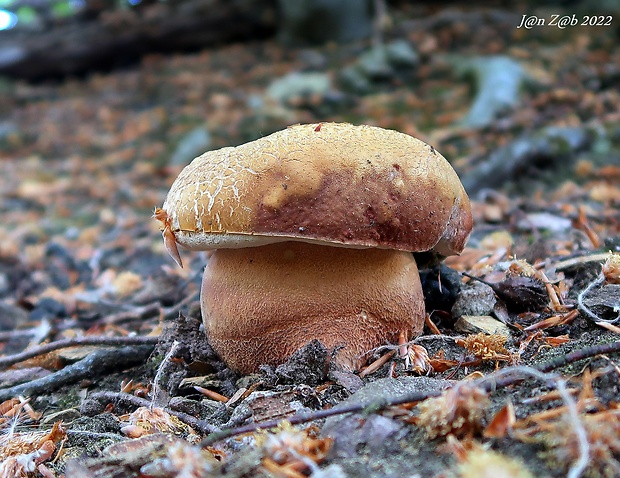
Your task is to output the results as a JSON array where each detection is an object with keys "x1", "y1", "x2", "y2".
[
  {"x1": 266, "y1": 72, "x2": 332, "y2": 106},
  {"x1": 244, "y1": 389, "x2": 311, "y2": 423},
  {"x1": 179, "y1": 375, "x2": 222, "y2": 390},
  {"x1": 357, "y1": 46, "x2": 393, "y2": 80},
  {"x1": 323, "y1": 376, "x2": 451, "y2": 456},
  {"x1": 339, "y1": 65, "x2": 372, "y2": 94},
  {"x1": 311, "y1": 464, "x2": 348, "y2": 478},
  {"x1": 454, "y1": 315, "x2": 511, "y2": 336},
  {"x1": 329, "y1": 369, "x2": 364, "y2": 393},
  {"x1": 29, "y1": 297, "x2": 66, "y2": 321},
  {"x1": 385, "y1": 40, "x2": 419, "y2": 68},
  {"x1": 582, "y1": 284, "x2": 620, "y2": 321},
  {"x1": 516, "y1": 212, "x2": 572, "y2": 232},
  {"x1": 0, "y1": 300, "x2": 28, "y2": 330},
  {"x1": 72, "y1": 412, "x2": 121, "y2": 433},
  {"x1": 168, "y1": 396, "x2": 222, "y2": 419},
  {"x1": 169, "y1": 126, "x2": 211, "y2": 166},
  {"x1": 452, "y1": 282, "x2": 497, "y2": 318}
]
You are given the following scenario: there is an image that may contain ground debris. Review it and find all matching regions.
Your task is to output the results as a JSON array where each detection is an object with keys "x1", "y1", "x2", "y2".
[{"x1": 65, "y1": 433, "x2": 220, "y2": 478}]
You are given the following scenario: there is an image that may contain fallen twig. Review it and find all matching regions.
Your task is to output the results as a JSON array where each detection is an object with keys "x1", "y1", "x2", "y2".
[
  {"x1": 0, "y1": 335, "x2": 159, "y2": 370},
  {"x1": 150, "y1": 340, "x2": 180, "y2": 408},
  {"x1": 359, "y1": 350, "x2": 395, "y2": 378},
  {"x1": 163, "y1": 290, "x2": 200, "y2": 320},
  {"x1": 200, "y1": 387, "x2": 439, "y2": 446},
  {"x1": 101, "y1": 302, "x2": 162, "y2": 324},
  {"x1": 538, "y1": 269, "x2": 564, "y2": 311},
  {"x1": 577, "y1": 273, "x2": 620, "y2": 324},
  {"x1": 88, "y1": 391, "x2": 220, "y2": 435},
  {"x1": 101, "y1": 291, "x2": 199, "y2": 324},
  {"x1": 595, "y1": 322, "x2": 620, "y2": 334},
  {"x1": 0, "y1": 330, "x2": 43, "y2": 342},
  {"x1": 0, "y1": 346, "x2": 154, "y2": 401},
  {"x1": 534, "y1": 341, "x2": 620, "y2": 373},
  {"x1": 547, "y1": 252, "x2": 610, "y2": 272},
  {"x1": 66, "y1": 430, "x2": 127, "y2": 441}
]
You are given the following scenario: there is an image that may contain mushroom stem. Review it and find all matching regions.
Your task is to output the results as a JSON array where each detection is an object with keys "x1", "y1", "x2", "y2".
[{"x1": 201, "y1": 241, "x2": 425, "y2": 374}]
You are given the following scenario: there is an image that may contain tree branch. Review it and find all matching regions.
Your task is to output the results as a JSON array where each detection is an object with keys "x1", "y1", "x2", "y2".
[
  {"x1": 0, "y1": 345, "x2": 154, "y2": 401},
  {"x1": 0, "y1": 335, "x2": 159, "y2": 370}
]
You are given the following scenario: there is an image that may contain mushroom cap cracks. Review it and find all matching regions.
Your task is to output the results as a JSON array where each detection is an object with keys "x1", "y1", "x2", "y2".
[{"x1": 161, "y1": 123, "x2": 472, "y2": 256}]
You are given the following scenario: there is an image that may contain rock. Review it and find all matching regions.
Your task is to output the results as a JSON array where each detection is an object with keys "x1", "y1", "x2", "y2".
[
  {"x1": 339, "y1": 40, "x2": 419, "y2": 94},
  {"x1": 321, "y1": 377, "x2": 451, "y2": 476},
  {"x1": 0, "y1": 121, "x2": 18, "y2": 142},
  {"x1": 323, "y1": 376, "x2": 450, "y2": 445},
  {"x1": 0, "y1": 47, "x2": 25, "y2": 69},
  {"x1": 455, "y1": 315, "x2": 512, "y2": 336},
  {"x1": 515, "y1": 212, "x2": 572, "y2": 233},
  {"x1": 169, "y1": 126, "x2": 211, "y2": 166},
  {"x1": 297, "y1": 49, "x2": 328, "y2": 70},
  {"x1": 329, "y1": 369, "x2": 364, "y2": 394},
  {"x1": 339, "y1": 65, "x2": 373, "y2": 94},
  {"x1": 29, "y1": 297, "x2": 66, "y2": 321},
  {"x1": 385, "y1": 39, "x2": 419, "y2": 68},
  {"x1": 0, "y1": 300, "x2": 29, "y2": 330},
  {"x1": 168, "y1": 396, "x2": 222, "y2": 420},
  {"x1": 582, "y1": 283, "x2": 620, "y2": 322},
  {"x1": 357, "y1": 46, "x2": 393, "y2": 80},
  {"x1": 466, "y1": 273, "x2": 549, "y2": 313},
  {"x1": 311, "y1": 464, "x2": 348, "y2": 478},
  {"x1": 244, "y1": 389, "x2": 311, "y2": 422},
  {"x1": 40, "y1": 408, "x2": 81, "y2": 426},
  {"x1": 71, "y1": 412, "x2": 122, "y2": 433},
  {"x1": 604, "y1": 236, "x2": 620, "y2": 253},
  {"x1": 458, "y1": 55, "x2": 525, "y2": 128},
  {"x1": 131, "y1": 273, "x2": 184, "y2": 306},
  {"x1": 452, "y1": 282, "x2": 497, "y2": 318},
  {"x1": 266, "y1": 71, "x2": 332, "y2": 106},
  {"x1": 0, "y1": 273, "x2": 8, "y2": 296},
  {"x1": 179, "y1": 375, "x2": 223, "y2": 390}
]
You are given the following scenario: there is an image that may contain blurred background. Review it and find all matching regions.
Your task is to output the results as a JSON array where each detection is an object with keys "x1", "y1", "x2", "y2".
[{"x1": 0, "y1": 0, "x2": 619, "y2": 305}]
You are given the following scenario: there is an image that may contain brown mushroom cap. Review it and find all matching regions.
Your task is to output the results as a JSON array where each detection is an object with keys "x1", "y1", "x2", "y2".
[{"x1": 162, "y1": 122, "x2": 472, "y2": 256}]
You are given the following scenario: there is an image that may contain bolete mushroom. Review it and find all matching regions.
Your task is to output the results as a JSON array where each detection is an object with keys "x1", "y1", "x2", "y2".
[{"x1": 156, "y1": 123, "x2": 472, "y2": 374}]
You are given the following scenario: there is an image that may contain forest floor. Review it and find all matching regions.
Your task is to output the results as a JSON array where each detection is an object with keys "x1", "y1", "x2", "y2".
[{"x1": 1, "y1": 3, "x2": 620, "y2": 477}]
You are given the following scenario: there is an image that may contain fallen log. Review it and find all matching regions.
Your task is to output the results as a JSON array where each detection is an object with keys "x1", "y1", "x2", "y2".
[{"x1": 0, "y1": 0, "x2": 276, "y2": 81}]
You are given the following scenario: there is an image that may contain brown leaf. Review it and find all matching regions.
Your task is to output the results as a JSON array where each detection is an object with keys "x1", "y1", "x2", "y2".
[{"x1": 484, "y1": 400, "x2": 515, "y2": 438}]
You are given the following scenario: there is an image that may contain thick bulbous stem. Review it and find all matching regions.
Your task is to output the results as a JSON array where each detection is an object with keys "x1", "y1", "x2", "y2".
[{"x1": 201, "y1": 241, "x2": 425, "y2": 374}]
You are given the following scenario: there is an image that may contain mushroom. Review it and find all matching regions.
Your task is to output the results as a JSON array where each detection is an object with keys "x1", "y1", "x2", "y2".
[{"x1": 156, "y1": 123, "x2": 472, "y2": 374}]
